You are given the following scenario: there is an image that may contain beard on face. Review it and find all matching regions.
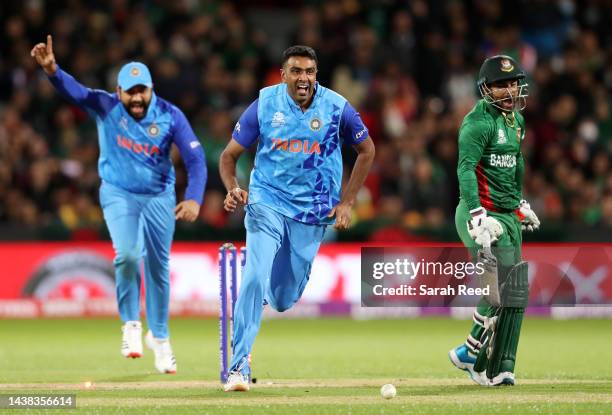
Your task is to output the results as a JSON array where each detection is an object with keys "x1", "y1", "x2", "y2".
[{"x1": 125, "y1": 99, "x2": 148, "y2": 119}]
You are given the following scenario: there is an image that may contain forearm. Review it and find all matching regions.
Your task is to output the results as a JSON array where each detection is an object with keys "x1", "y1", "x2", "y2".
[
  {"x1": 341, "y1": 150, "x2": 374, "y2": 205},
  {"x1": 458, "y1": 163, "x2": 481, "y2": 211},
  {"x1": 219, "y1": 151, "x2": 241, "y2": 192},
  {"x1": 183, "y1": 151, "x2": 207, "y2": 204}
]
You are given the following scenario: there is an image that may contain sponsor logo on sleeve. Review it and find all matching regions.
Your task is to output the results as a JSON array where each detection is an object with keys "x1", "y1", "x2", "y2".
[{"x1": 355, "y1": 128, "x2": 367, "y2": 141}]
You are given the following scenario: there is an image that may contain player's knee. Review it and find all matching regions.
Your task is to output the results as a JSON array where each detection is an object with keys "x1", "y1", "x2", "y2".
[
  {"x1": 269, "y1": 296, "x2": 296, "y2": 312},
  {"x1": 114, "y1": 248, "x2": 141, "y2": 269}
]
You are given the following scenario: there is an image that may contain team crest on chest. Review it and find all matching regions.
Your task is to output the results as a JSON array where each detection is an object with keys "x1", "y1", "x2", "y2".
[
  {"x1": 148, "y1": 123, "x2": 160, "y2": 137},
  {"x1": 271, "y1": 111, "x2": 285, "y2": 127},
  {"x1": 309, "y1": 117, "x2": 322, "y2": 132},
  {"x1": 497, "y1": 128, "x2": 507, "y2": 144}
]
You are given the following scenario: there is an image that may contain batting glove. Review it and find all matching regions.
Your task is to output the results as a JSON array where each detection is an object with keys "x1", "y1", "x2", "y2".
[
  {"x1": 517, "y1": 199, "x2": 540, "y2": 232},
  {"x1": 467, "y1": 207, "x2": 504, "y2": 247}
]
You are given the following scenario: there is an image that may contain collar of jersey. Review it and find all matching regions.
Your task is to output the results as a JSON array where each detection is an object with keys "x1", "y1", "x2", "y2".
[{"x1": 285, "y1": 82, "x2": 320, "y2": 117}]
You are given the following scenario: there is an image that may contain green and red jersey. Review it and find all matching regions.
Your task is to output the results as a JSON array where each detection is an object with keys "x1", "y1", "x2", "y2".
[{"x1": 457, "y1": 100, "x2": 525, "y2": 212}]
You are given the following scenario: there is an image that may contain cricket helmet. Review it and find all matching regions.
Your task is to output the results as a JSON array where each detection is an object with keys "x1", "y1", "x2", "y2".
[{"x1": 477, "y1": 55, "x2": 528, "y2": 112}]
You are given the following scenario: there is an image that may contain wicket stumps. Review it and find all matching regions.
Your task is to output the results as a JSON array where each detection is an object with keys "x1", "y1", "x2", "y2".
[{"x1": 218, "y1": 243, "x2": 247, "y2": 383}]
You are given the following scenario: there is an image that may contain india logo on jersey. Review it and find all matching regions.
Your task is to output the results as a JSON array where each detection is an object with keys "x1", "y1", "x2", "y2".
[
  {"x1": 117, "y1": 135, "x2": 161, "y2": 156},
  {"x1": 497, "y1": 128, "x2": 507, "y2": 144},
  {"x1": 271, "y1": 138, "x2": 321, "y2": 154},
  {"x1": 271, "y1": 111, "x2": 285, "y2": 127}
]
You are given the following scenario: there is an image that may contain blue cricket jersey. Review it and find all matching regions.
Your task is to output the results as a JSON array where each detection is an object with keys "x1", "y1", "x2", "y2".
[
  {"x1": 232, "y1": 82, "x2": 368, "y2": 225},
  {"x1": 48, "y1": 67, "x2": 207, "y2": 204}
]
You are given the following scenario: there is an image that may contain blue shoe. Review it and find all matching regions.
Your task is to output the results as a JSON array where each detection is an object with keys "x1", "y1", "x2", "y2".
[{"x1": 448, "y1": 345, "x2": 488, "y2": 386}]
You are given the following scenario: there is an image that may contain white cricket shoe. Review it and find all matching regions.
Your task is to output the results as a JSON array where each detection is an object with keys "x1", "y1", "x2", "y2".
[
  {"x1": 223, "y1": 371, "x2": 250, "y2": 392},
  {"x1": 121, "y1": 321, "x2": 142, "y2": 358},
  {"x1": 145, "y1": 330, "x2": 177, "y2": 374},
  {"x1": 490, "y1": 371, "x2": 515, "y2": 386}
]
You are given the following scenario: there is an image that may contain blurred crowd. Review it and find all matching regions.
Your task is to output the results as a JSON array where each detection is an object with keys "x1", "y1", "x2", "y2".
[{"x1": 0, "y1": 0, "x2": 611, "y2": 241}]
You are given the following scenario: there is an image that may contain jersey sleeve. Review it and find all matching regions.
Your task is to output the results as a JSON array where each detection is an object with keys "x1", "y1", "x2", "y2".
[
  {"x1": 339, "y1": 102, "x2": 369, "y2": 145},
  {"x1": 231, "y1": 99, "x2": 260, "y2": 148},
  {"x1": 457, "y1": 120, "x2": 490, "y2": 211},
  {"x1": 47, "y1": 66, "x2": 117, "y2": 116},
  {"x1": 515, "y1": 151, "x2": 524, "y2": 197},
  {"x1": 515, "y1": 116, "x2": 526, "y2": 197},
  {"x1": 172, "y1": 107, "x2": 207, "y2": 204}
]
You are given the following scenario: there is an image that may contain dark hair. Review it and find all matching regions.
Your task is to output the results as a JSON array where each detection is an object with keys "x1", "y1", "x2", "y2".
[{"x1": 282, "y1": 45, "x2": 318, "y2": 66}]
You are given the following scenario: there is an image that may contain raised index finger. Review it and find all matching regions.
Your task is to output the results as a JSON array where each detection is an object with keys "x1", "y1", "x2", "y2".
[{"x1": 46, "y1": 34, "x2": 53, "y2": 54}]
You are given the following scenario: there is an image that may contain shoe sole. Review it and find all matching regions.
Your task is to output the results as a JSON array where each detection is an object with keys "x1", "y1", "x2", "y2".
[
  {"x1": 124, "y1": 352, "x2": 142, "y2": 359},
  {"x1": 224, "y1": 384, "x2": 249, "y2": 392},
  {"x1": 448, "y1": 350, "x2": 487, "y2": 386}
]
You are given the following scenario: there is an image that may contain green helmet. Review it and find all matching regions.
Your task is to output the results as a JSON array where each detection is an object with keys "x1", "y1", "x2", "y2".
[{"x1": 477, "y1": 55, "x2": 528, "y2": 112}]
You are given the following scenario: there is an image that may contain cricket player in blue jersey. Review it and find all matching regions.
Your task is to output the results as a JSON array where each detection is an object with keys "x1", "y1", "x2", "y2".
[
  {"x1": 31, "y1": 35, "x2": 207, "y2": 374},
  {"x1": 219, "y1": 45, "x2": 375, "y2": 391}
]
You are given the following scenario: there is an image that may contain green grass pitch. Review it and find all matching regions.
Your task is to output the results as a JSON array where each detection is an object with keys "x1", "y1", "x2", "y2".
[{"x1": 0, "y1": 317, "x2": 611, "y2": 414}]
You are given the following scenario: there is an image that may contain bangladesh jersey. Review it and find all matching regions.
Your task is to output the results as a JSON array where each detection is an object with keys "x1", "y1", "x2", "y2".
[{"x1": 457, "y1": 100, "x2": 525, "y2": 212}]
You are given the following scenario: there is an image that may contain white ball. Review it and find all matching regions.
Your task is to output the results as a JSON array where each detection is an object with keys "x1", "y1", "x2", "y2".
[{"x1": 380, "y1": 383, "x2": 396, "y2": 399}]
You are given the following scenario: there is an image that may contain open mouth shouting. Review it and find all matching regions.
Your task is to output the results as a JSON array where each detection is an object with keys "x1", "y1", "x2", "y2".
[
  {"x1": 129, "y1": 101, "x2": 146, "y2": 118},
  {"x1": 296, "y1": 82, "x2": 310, "y2": 97}
]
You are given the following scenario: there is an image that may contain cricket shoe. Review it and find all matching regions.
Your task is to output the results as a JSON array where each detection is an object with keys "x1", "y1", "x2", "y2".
[
  {"x1": 145, "y1": 330, "x2": 177, "y2": 374},
  {"x1": 223, "y1": 371, "x2": 250, "y2": 392},
  {"x1": 121, "y1": 321, "x2": 142, "y2": 358},
  {"x1": 448, "y1": 344, "x2": 488, "y2": 386},
  {"x1": 489, "y1": 371, "x2": 515, "y2": 386}
]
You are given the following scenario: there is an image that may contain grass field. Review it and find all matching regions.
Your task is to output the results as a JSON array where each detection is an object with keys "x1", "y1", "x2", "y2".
[{"x1": 0, "y1": 317, "x2": 611, "y2": 414}]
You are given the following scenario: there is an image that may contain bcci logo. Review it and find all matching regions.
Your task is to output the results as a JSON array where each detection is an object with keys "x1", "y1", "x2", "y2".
[
  {"x1": 309, "y1": 118, "x2": 322, "y2": 132},
  {"x1": 500, "y1": 59, "x2": 514, "y2": 72},
  {"x1": 130, "y1": 66, "x2": 141, "y2": 76},
  {"x1": 148, "y1": 123, "x2": 160, "y2": 137},
  {"x1": 271, "y1": 112, "x2": 285, "y2": 127}
]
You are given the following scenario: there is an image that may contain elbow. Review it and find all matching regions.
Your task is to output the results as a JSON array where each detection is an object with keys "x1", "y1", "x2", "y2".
[{"x1": 359, "y1": 138, "x2": 376, "y2": 161}]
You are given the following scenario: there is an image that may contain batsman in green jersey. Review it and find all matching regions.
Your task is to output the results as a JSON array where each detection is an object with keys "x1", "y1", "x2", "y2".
[{"x1": 448, "y1": 55, "x2": 540, "y2": 386}]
